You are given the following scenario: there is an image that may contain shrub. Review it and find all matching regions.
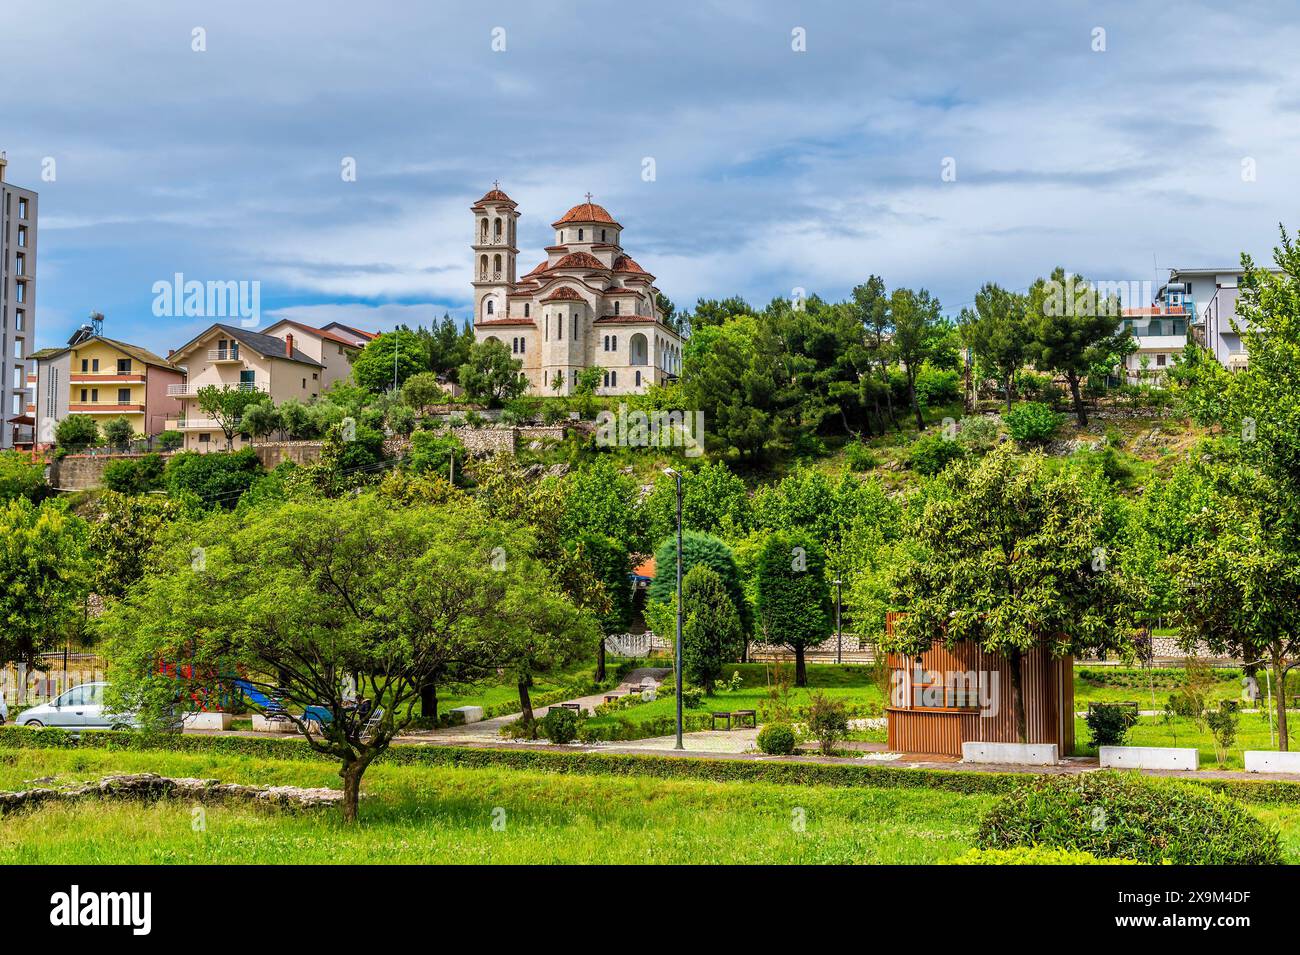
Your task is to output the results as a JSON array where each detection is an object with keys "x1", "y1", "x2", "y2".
[
  {"x1": 102, "y1": 416, "x2": 136, "y2": 451},
  {"x1": 1003, "y1": 402, "x2": 1065, "y2": 444},
  {"x1": 909, "y1": 433, "x2": 965, "y2": 476},
  {"x1": 1206, "y1": 701, "x2": 1240, "y2": 768},
  {"x1": 947, "y1": 847, "x2": 1141, "y2": 865},
  {"x1": 807, "y1": 692, "x2": 849, "y2": 756},
  {"x1": 843, "y1": 440, "x2": 878, "y2": 471},
  {"x1": 0, "y1": 450, "x2": 48, "y2": 503},
  {"x1": 408, "y1": 430, "x2": 465, "y2": 479},
  {"x1": 539, "y1": 707, "x2": 580, "y2": 744},
  {"x1": 956, "y1": 415, "x2": 1001, "y2": 452},
  {"x1": 914, "y1": 363, "x2": 961, "y2": 408},
  {"x1": 680, "y1": 564, "x2": 743, "y2": 692},
  {"x1": 1085, "y1": 703, "x2": 1138, "y2": 747},
  {"x1": 164, "y1": 448, "x2": 264, "y2": 509},
  {"x1": 977, "y1": 772, "x2": 1282, "y2": 865},
  {"x1": 757, "y1": 722, "x2": 796, "y2": 756},
  {"x1": 55, "y1": 415, "x2": 99, "y2": 453},
  {"x1": 102, "y1": 454, "x2": 166, "y2": 495},
  {"x1": 156, "y1": 430, "x2": 185, "y2": 452},
  {"x1": 680, "y1": 685, "x2": 704, "y2": 709}
]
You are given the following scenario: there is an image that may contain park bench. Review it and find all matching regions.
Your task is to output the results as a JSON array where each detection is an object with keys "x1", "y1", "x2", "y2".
[
  {"x1": 710, "y1": 711, "x2": 732, "y2": 731},
  {"x1": 603, "y1": 694, "x2": 622, "y2": 704},
  {"x1": 732, "y1": 709, "x2": 757, "y2": 729}
]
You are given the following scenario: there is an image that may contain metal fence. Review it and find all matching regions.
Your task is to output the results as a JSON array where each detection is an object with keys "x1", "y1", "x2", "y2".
[{"x1": 1, "y1": 653, "x2": 109, "y2": 708}]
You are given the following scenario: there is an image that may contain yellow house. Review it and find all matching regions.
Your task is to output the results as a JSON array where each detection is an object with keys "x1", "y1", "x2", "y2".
[{"x1": 32, "y1": 331, "x2": 185, "y2": 441}]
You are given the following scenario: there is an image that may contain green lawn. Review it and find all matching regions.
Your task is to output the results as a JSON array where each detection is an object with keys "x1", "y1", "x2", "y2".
[
  {"x1": 1073, "y1": 712, "x2": 1289, "y2": 770},
  {"x1": 582, "y1": 663, "x2": 886, "y2": 737},
  {"x1": 0, "y1": 747, "x2": 983, "y2": 864}
]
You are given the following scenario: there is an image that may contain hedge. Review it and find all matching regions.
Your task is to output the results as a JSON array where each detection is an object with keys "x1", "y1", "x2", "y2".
[{"x1": 5, "y1": 727, "x2": 1300, "y2": 806}]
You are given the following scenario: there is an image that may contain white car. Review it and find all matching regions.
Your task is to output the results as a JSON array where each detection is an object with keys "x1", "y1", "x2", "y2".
[{"x1": 18, "y1": 682, "x2": 135, "y2": 730}]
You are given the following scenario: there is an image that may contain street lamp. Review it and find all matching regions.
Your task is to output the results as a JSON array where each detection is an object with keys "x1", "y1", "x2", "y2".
[
  {"x1": 833, "y1": 579, "x2": 843, "y2": 665},
  {"x1": 664, "y1": 467, "x2": 684, "y2": 750}
]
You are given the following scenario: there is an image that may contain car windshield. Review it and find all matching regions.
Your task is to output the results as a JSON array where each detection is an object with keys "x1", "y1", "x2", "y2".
[{"x1": 58, "y1": 686, "x2": 84, "y2": 707}]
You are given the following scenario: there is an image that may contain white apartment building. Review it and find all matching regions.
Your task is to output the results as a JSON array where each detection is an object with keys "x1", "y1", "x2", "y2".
[{"x1": 0, "y1": 152, "x2": 38, "y2": 448}]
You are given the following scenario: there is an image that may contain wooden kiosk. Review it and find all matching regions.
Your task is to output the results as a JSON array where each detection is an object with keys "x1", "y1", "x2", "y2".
[{"x1": 883, "y1": 613, "x2": 1074, "y2": 758}]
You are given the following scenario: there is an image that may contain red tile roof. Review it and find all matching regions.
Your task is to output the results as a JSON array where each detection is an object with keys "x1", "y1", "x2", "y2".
[
  {"x1": 476, "y1": 318, "x2": 536, "y2": 327},
  {"x1": 552, "y1": 251, "x2": 606, "y2": 271},
  {"x1": 593, "y1": 314, "x2": 657, "y2": 324},
  {"x1": 613, "y1": 255, "x2": 646, "y2": 273},
  {"x1": 552, "y1": 201, "x2": 620, "y2": 227},
  {"x1": 474, "y1": 187, "x2": 515, "y2": 206},
  {"x1": 606, "y1": 288, "x2": 642, "y2": 296},
  {"x1": 522, "y1": 260, "x2": 549, "y2": 277},
  {"x1": 540, "y1": 286, "x2": 585, "y2": 302}
]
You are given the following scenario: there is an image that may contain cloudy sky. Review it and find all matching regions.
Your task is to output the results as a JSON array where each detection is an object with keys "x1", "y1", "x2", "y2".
[{"x1": 4, "y1": 0, "x2": 1298, "y2": 354}]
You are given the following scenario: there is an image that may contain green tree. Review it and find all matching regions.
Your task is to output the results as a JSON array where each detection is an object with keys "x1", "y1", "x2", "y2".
[
  {"x1": 681, "y1": 317, "x2": 781, "y2": 461},
  {"x1": 0, "y1": 499, "x2": 89, "y2": 671},
  {"x1": 401, "y1": 371, "x2": 447, "y2": 409},
  {"x1": 241, "y1": 400, "x2": 282, "y2": 441},
  {"x1": 102, "y1": 453, "x2": 165, "y2": 495},
  {"x1": 643, "y1": 460, "x2": 750, "y2": 546},
  {"x1": 408, "y1": 430, "x2": 465, "y2": 482},
  {"x1": 459, "y1": 339, "x2": 526, "y2": 407},
  {"x1": 755, "y1": 530, "x2": 831, "y2": 686},
  {"x1": 196, "y1": 384, "x2": 265, "y2": 450},
  {"x1": 1025, "y1": 267, "x2": 1124, "y2": 426},
  {"x1": 102, "y1": 416, "x2": 135, "y2": 451},
  {"x1": 885, "y1": 444, "x2": 1133, "y2": 740},
  {"x1": 350, "y1": 329, "x2": 427, "y2": 394},
  {"x1": 889, "y1": 287, "x2": 946, "y2": 431},
  {"x1": 165, "y1": 448, "x2": 264, "y2": 509},
  {"x1": 681, "y1": 564, "x2": 743, "y2": 692},
  {"x1": 0, "y1": 450, "x2": 47, "y2": 503},
  {"x1": 101, "y1": 495, "x2": 593, "y2": 821},
  {"x1": 962, "y1": 283, "x2": 1029, "y2": 412},
  {"x1": 55, "y1": 415, "x2": 98, "y2": 453},
  {"x1": 559, "y1": 456, "x2": 647, "y2": 552},
  {"x1": 647, "y1": 530, "x2": 750, "y2": 639},
  {"x1": 569, "y1": 532, "x2": 630, "y2": 681},
  {"x1": 86, "y1": 491, "x2": 185, "y2": 599}
]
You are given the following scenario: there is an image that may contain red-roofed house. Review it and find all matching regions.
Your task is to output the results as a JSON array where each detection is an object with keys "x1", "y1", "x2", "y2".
[{"x1": 470, "y1": 186, "x2": 683, "y2": 396}]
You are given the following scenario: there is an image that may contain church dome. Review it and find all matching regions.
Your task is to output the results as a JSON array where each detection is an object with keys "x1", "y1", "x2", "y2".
[
  {"x1": 553, "y1": 201, "x2": 619, "y2": 227},
  {"x1": 613, "y1": 255, "x2": 646, "y2": 273},
  {"x1": 474, "y1": 186, "x2": 515, "y2": 206},
  {"x1": 540, "y1": 286, "x2": 585, "y2": 303}
]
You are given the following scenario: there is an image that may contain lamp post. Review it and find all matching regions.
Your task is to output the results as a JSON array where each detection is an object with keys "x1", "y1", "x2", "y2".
[
  {"x1": 664, "y1": 467, "x2": 684, "y2": 750},
  {"x1": 833, "y1": 579, "x2": 843, "y2": 665}
]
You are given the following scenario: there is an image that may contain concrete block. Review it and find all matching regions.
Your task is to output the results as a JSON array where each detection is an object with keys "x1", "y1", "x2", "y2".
[
  {"x1": 251, "y1": 715, "x2": 297, "y2": 733},
  {"x1": 961, "y1": 742, "x2": 1058, "y2": 765},
  {"x1": 1099, "y1": 745, "x2": 1198, "y2": 770},
  {"x1": 450, "y1": 705, "x2": 484, "y2": 724},
  {"x1": 1244, "y1": 750, "x2": 1300, "y2": 774},
  {"x1": 183, "y1": 711, "x2": 233, "y2": 731}
]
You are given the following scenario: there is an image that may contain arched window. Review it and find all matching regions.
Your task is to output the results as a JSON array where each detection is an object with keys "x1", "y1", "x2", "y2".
[
  {"x1": 558, "y1": 315, "x2": 562, "y2": 341},
  {"x1": 611, "y1": 370, "x2": 617, "y2": 387},
  {"x1": 544, "y1": 315, "x2": 549, "y2": 341},
  {"x1": 578, "y1": 228, "x2": 584, "y2": 241},
  {"x1": 486, "y1": 299, "x2": 494, "y2": 315},
  {"x1": 612, "y1": 335, "x2": 617, "y2": 350},
  {"x1": 601, "y1": 229, "x2": 606, "y2": 242},
  {"x1": 614, "y1": 301, "x2": 620, "y2": 315},
  {"x1": 519, "y1": 337, "x2": 525, "y2": 354},
  {"x1": 572, "y1": 314, "x2": 578, "y2": 337},
  {"x1": 479, "y1": 254, "x2": 488, "y2": 279},
  {"x1": 494, "y1": 217, "x2": 502, "y2": 239},
  {"x1": 635, "y1": 370, "x2": 642, "y2": 387},
  {"x1": 602, "y1": 371, "x2": 609, "y2": 387},
  {"x1": 629, "y1": 333, "x2": 648, "y2": 366},
  {"x1": 493, "y1": 254, "x2": 502, "y2": 279},
  {"x1": 524, "y1": 303, "x2": 530, "y2": 317}
]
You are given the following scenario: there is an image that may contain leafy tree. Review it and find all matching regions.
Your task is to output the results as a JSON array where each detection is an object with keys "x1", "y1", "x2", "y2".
[
  {"x1": 55, "y1": 415, "x2": 98, "y2": 453},
  {"x1": 569, "y1": 532, "x2": 629, "y2": 681},
  {"x1": 684, "y1": 296, "x2": 751, "y2": 332},
  {"x1": 459, "y1": 338, "x2": 526, "y2": 407},
  {"x1": 885, "y1": 444, "x2": 1134, "y2": 740},
  {"x1": 401, "y1": 371, "x2": 447, "y2": 409},
  {"x1": 889, "y1": 287, "x2": 946, "y2": 430},
  {"x1": 643, "y1": 460, "x2": 750, "y2": 546},
  {"x1": 102, "y1": 416, "x2": 135, "y2": 451},
  {"x1": 851, "y1": 275, "x2": 901, "y2": 432},
  {"x1": 86, "y1": 491, "x2": 185, "y2": 599},
  {"x1": 165, "y1": 448, "x2": 264, "y2": 509},
  {"x1": 0, "y1": 499, "x2": 89, "y2": 670},
  {"x1": 276, "y1": 398, "x2": 316, "y2": 440},
  {"x1": 681, "y1": 317, "x2": 781, "y2": 461},
  {"x1": 754, "y1": 530, "x2": 831, "y2": 686},
  {"x1": 962, "y1": 283, "x2": 1029, "y2": 411},
  {"x1": 408, "y1": 430, "x2": 465, "y2": 482},
  {"x1": 1172, "y1": 454, "x2": 1300, "y2": 750},
  {"x1": 102, "y1": 453, "x2": 165, "y2": 494},
  {"x1": 1025, "y1": 267, "x2": 1124, "y2": 426},
  {"x1": 350, "y1": 329, "x2": 427, "y2": 394},
  {"x1": 196, "y1": 384, "x2": 265, "y2": 450},
  {"x1": 559, "y1": 456, "x2": 647, "y2": 553},
  {"x1": 102, "y1": 495, "x2": 593, "y2": 821},
  {"x1": 681, "y1": 564, "x2": 743, "y2": 692},
  {"x1": 156, "y1": 430, "x2": 184, "y2": 452},
  {"x1": 0, "y1": 450, "x2": 47, "y2": 503},
  {"x1": 241, "y1": 400, "x2": 282, "y2": 441},
  {"x1": 647, "y1": 531, "x2": 750, "y2": 639}
]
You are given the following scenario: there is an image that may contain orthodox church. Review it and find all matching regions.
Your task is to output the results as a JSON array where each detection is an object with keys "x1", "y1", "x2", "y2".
[{"x1": 471, "y1": 186, "x2": 683, "y2": 396}]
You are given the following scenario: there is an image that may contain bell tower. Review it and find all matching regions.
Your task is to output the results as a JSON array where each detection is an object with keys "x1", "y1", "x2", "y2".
[{"x1": 471, "y1": 183, "x2": 519, "y2": 323}]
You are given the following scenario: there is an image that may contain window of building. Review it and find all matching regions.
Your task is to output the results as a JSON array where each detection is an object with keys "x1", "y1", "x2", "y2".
[
  {"x1": 1156, "y1": 354, "x2": 1167, "y2": 367},
  {"x1": 118, "y1": 388, "x2": 131, "y2": 403},
  {"x1": 15, "y1": 253, "x2": 24, "y2": 276},
  {"x1": 199, "y1": 433, "x2": 210, "y2": 443},
  {"x1": 603, "y1": 371, "x2": 609, "y2": 387},
  {"x1": 118, "y1": 358, "x2": 131, "y2": 373},
  {"x1": 302, "y1": 378, "x2": 307, "y2": 389},
  {"x1": 572, "y1": 314, "x2": 578, "y2": 337},
  {"x1": 578, "y1": 228, "x2": 584, "y2": 241},
  {"x1": 610, "y1": 370, "x2": 617, "y2": 387},
  {"x1": 80, "y1": 388, "x2": 88, "y2": 402},
  {"x1": 486, "y1": 299, "x2": 495, "y2": 315},
  {"x1": 601, "y1": 229, "x2": 606, "y2": 242},
  {"x1": 14, "y1": 309, "x2": 23, "y2": 331},
  {"x1": 11, "y1": 394, "x2": 20, "y2": 415},
  {"x1": 17, "y1": 226, "x2": 26, "y2": 248},
  {"x1": 524, "y1": 303, "x2": 530, "y2": 317},
  {"x1": 81, "y1": 359, "x2": 88, "y2": 372},
  {"x1": 18, "y1": 198, "x2": 27, "y2": 219},
  {"x1": 15, "y1": 283, "x2": 25, "y2": 303},
  {"x1": 635, "y1": 370, "x2": 641, "y2": 387},
  {"x1": 92, "y1": 358, "x2": 99, "y2": 371},
  {"x1": 557, "y1": 315, "x2": 562, "y2": 341},
  {"x1": 612, "y1": 335, "x2": 617, "y2": 351},
  {"x1": 614, "y1": 301, "x2": 620, "y2": 315},
  {"x1": 518, "y1": 337, "x2": 525, "y2": 354},
  {"x1": 91, "y1": 388, "x2": 99, "y2": 402},
  {"x1": 544, "y1": 316, "x2": 549, "y2": 341}
]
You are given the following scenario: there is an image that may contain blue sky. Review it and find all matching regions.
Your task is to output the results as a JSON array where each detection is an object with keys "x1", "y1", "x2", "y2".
[{"x1": 4, "y1": 0, "x2": 1298, "y2": 354}]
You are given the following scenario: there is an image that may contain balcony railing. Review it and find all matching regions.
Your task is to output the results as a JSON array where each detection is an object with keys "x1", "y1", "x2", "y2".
[
  {"x1": 168, "y1": 380, "x2": 264, "y2": 396},
  {"x1": 207, "y1": 348, "x2": 241, "y2": 362}
]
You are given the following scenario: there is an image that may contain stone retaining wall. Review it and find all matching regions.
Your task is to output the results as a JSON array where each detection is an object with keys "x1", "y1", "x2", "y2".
[{"x1": 49, "y1": 452, "x2": 174, "y2": 491}]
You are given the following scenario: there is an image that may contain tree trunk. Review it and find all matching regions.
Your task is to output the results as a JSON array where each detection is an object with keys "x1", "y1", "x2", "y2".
[
  {"x1": 794, "y1": 646, "x2": 808, "y2": 688},
  {"x1": 517, "y1": 678, "x2": 534, "y2": 725},
  {"x1": 1009, "y1": 649, "x2": 1027, "y2": 743},
  {"x1": 420, "y1": 683, "x2": 437, "y2": 721},
  {"x1": 878, "y1": 359, "x2": 900, "y2": 431},
  {"x1": 1005, "y1": 373, "x2": 1014, "y2": 413},
  {"x1": 595, "y1": 637, "x2": 606, "y2": 683},
  {"x1": 1067, "y1": 372, "x2": 1087, "y2": 427},
  {"x1": 908, "y1": 374, "x2": 925, "y2": 431},
  {"x1": 340, "y1": 760, "x2": 366, "y2": 823},
  {"x1": 1273, "y1": 650, "x2": 1289, "y2": 752}
]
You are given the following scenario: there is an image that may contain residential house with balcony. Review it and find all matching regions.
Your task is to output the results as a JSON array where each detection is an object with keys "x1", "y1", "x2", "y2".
[
  {"x1": 1167, "y1": 266, "x2": 1285, "y2": 371},
  {"x1": 260, "y1": 318, "x2": 374, "y2": 391},
  {"x1": 1119, "y1": 282, "x2": 1193, "y2": 385},
  {"x1": 31, "y1": 324, "x2": 184, "y2": 442},
  {"x1": 165, "y1": 323, "x2": 326, "y2": 452}
]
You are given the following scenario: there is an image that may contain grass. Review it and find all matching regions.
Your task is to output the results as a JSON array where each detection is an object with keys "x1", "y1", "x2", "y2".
[
  {"x1": 0, "y1": 747, "x2": 986, "y2": 864},
  {"x1": 583, "y1": 663, "x2": 886, "y2": 737},
  {"x1": 1073, "y1": 712, "x2": 1292, "y2": 771}
]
